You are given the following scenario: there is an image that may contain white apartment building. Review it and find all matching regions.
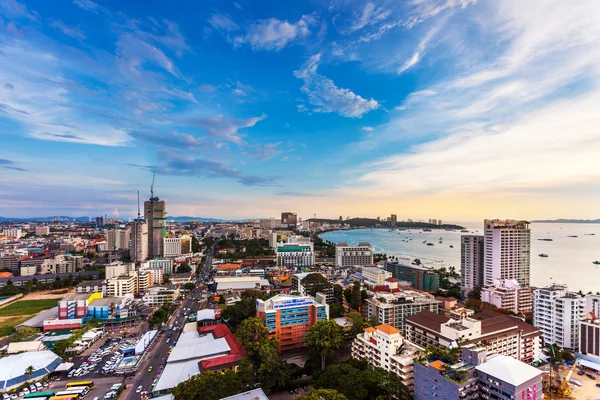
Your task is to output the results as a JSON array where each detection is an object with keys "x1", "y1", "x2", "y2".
[
  {"x1": 142, "y1": 286, "x2": 179, "y2": 306},
  {"x1": 533, "y1": 285, "x2": 586, "y2": 349},
  {"x1": 141, "y1": 259, "x2": 173, "y2": 275},
  {"x1": 276, "y1": 244, "x2": 315, "y2": 267},
  {"x1": 106, "y1": 273, "x2": 137, "y2": 297},
  {"x1": 163, "y1": 237, "x2": 182, "y2": 257},
  {"x1": 107, "y1": 228, "x2": 130, "y2": 251},
  {"x1": 351, "y1": 324, "x2": 420, "y2": 391},
  {"x1": 2, "y1": 229, "x2": 22, "y2": 238},
  {"x1": 139, "y1": 266, "x2": 164, "y2": 285},
  {"x1": 20, "y1": 265, "x2": 37, "y2": 276},
  {"x1": 35, "y1": 226, "x2": 50, "y2": 236},
  {"x1": 336, "y1": 242, "x2": 374, "y2": 267},
  {"x1": 105, "y1": 262, "x2": 135, "y2": 279},
  {"x1": 460, "y1": 235, "x2": 484, "y2": 296},
  {"x1": 587, "y1": 295, "x2": 600, "y2": 317},
  {"x1": 38, "y1": 255, "x2": 83, "y2": 274},
  {"x1": 483, "y1": 219, "x2": 531, "y2": 286},
  {"x1": 361, "y1": 266, "x2": 392, "y2": 287},
  {"x1": 481, "y1": 278, "x2": 533, "y2": 314}
]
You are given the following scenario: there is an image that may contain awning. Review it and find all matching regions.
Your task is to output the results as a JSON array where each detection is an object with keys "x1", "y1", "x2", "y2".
[
  {"x1": 54, "y1": 362, "x2": 74, "y2": 372},
  {"x1": 578, "y1": 359, "x2": 600, "y2": 372}
]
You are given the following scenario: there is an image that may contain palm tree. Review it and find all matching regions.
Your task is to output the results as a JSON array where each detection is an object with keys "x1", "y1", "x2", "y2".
[{"x1": 25, "y1": 365, "x2": 35, "y2": 381}]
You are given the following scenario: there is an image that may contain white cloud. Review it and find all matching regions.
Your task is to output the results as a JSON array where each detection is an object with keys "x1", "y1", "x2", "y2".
[
  {"x1": 294, "y1": 53, "x2": 379, "y2": 118},
  {"x1": 72, "y1": 0, "x2": 104, "y2": 14},
  {"x1": 344, "y1": 0, "x2": 600, "y2": 202},
  {"x1": 51, "y1": 20, "x2": 86, "y2": 39},
  {"x1": 190, "y1": 114, "x2": 267, "y2": 145},
  {"x1": 0, "y1": 0, "x2": 38, "y2": 21},
  {"x1": 349, "y1": 2, "x2": 392, "y2": 32},
  {"x1": 361, "y1": 126, "x2": 374, "y2": 132},
  {"x1": 397, "y1": 18, "x2": 445, "y2": 74},
  {"x1": 208, "y1": 13, "x2": 239, "y2": 32},
  {"x1": 233, "y1": 15, "x2": 316, "y2": 51}
]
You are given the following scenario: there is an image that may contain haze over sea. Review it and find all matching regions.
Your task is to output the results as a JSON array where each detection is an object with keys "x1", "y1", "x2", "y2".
[{"x1": 321, "y1": 222, "x2": 600, "y2": 294}]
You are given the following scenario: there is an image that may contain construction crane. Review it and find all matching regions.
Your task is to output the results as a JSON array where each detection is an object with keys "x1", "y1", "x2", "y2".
[{"x1": 150, "y1": 171, "x2": 156, "y2": 200}]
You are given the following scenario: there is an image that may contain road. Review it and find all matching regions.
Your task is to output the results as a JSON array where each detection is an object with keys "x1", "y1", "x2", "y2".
[{"x1": 122, "y1": 289, "x2": 204, "y2": 400}]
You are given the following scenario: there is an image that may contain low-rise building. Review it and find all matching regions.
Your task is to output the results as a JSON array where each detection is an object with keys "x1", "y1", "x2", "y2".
[
  {"x1": 35, "y1": 226, "x2": 50, "y2": 236},
  {"x1": 406, "y1": 309, "x2": 541, "y2": 364},
  {"x1": 106, "y1": 261, "x2": 135, "y2": 279},
  {"x1": 291, "y1": 272, "x2": 334, "y2": 303},
  {"x1": 335, "y1": 242, "x2": 373, "y2": 267},
  {"x1": 164, "y1": 237, "x2": 182, "y2": 257},
  {"x1": 384, "y1": 260, "x2": 440, "y2": 291},
  {"x1": 256, "y1": 293, "x2": 328, "y2": 351},
  {"x1": 351, "y1": 324, "x2": 420, "y2": 391},
  {"x1": 481, "y1": 278, "x2": 533, "y2": 314},
  {"x1": 361, "y1": 266, "x2": 392, "y2": 287},
  {"x1": 436, "y1": 297, "x2": 475, "y2": 320},
  {"x1": 76, "y1": 279, "x2": 106, "y2": 295},
  {"x1": 142, "y1": 286, "x2": 180, "y2": 306},
  {"x1": 215, "y1": 276, "x2": 270, "y2": 293},
  {"x1": 106, "y1": 274, "x2": 137, "y2": 297},
  {"x1": 141, "y1": 259, "x2": 173, "y2": 275},
  {"x1": 413, "y1": 346, "x2": 543, "y2": 400},
  {"x1": 364, "y1": 289, "x2": 440, "y2": 334},
  {"x1": 579, "y1": 313, "x2": 600, "y2": 361}
]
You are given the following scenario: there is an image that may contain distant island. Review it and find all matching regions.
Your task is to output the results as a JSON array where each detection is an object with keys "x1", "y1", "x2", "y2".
[
  {"x1": 307, "y1": 217, "x2": 465, "y2": 230},
  {"x1": 531, "y1": 218, "x2": 600, "y2": 223}
]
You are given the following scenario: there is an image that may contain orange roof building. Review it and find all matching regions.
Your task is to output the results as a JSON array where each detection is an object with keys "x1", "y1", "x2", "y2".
[
  {"x1": 216, "y1": 263, "x2": 241, "y2": 271},
  {"x1": 375, "y1": 324, "x2": 401, "y2": 335},
  {"x1": 0, "y1": 272, "x2": 13, "y2": 278}
]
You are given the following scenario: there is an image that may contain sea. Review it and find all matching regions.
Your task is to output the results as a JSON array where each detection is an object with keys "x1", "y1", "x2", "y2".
[{"x1": 321, "y1": 222, "x2": 600, "y2": 294}]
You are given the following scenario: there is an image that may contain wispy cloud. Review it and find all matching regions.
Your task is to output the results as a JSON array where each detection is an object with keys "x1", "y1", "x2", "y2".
[
  {"x1": 134, "y1": 149, "x2": 280, "y2": 187},
  {"x1": 397, "y1": 21, "x2": 444, "y2": 74},
  {"x1": 0, "y1": 158, "x2": 27, "y2": 171},
  {"x1": 190, "y1": 114, "x2": 266, "y2": 145},
  {"x1": 51, "y1": 20, "x2": 86, "y2": 39},
  {"x1": 275, "y1": 191, "x2": 324, "y2": 197},
  {"x1": 233, "y1": 15, "x2": 316, "y2": 51},
  {"x1": 0, "y1": 0, "x2": 38, "y2": 21},
  {"x1": 208, "y1": 13, "x2": 239, "y2": 32},
  {"x1": 72, "y1": 0, "x2": 104, "y2": 14},
  {"x1": 294, "y1": 53, "x2": 379, "y2": 118},
  {"x1": 348, "y1": 2, "x2": 392, "y2": 32}
]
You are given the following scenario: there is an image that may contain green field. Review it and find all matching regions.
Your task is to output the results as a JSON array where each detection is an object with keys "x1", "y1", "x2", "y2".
[{"x1": 0, "y1": 299, "x2": 57, "y2": 317}]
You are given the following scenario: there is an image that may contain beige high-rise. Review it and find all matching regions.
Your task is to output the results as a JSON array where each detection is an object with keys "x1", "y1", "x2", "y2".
[
  {"x1": 130, "y1": 220, "x2": 148, "y2": 262},
  {"x1": 144, "y1": 198, "x2": 167, "y2": 257}
]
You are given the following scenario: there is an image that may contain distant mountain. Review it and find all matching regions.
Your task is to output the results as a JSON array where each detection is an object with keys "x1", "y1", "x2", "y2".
[
  {"x1": 307, "y1": 217, "x2": 465, "y2": 230},
  {"x1": 531, "y1": 218, "x2": 600, "y2": 223}
]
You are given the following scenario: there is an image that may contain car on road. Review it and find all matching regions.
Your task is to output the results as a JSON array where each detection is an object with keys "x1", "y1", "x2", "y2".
[
  {"x1": 148, "y1": 366, "x2": 153, "y2": 372},
  {"x1": 136, "y1": 386, "x2": 143, "y2": 393}
]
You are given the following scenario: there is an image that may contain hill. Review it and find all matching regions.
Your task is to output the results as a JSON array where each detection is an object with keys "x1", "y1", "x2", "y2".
[{"x1": 307, "y1": 218, "x2": 465, "y2": 230}]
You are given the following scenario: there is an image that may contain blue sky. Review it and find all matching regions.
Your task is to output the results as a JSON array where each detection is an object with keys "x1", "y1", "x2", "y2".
[{"x1": 1, "y1": 0, "x2": 600, "y2": 220}]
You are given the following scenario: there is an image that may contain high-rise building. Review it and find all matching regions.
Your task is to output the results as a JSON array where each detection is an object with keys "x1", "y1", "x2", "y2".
[
  {"x1": 107, "y1": 228, "x2": 131, "y2": 251},
  {"x1": 276, "y1": 243, "x2": 314, "y2": 267},
  {"x1": 460, "y1": 235, "x2": 484, "y2": 296},
  {"x1": 579, "y1": 315, "x2": 600, "y2": 360},
  {"x1": 281, "y1": 212, "x2": 297, "y2": 228},
  {"x1": 130, "y1": 220, "x2": 148, "y2": 262},
  {"x1": 163, "y1": 237, "x2": 182, "y2": 257},
  {"x1": 390, "y1": 214, "x2": 397, "y2": 226},
  {"x1": 95, "y1": 216, "x2": 105, "y2": 228},
  {"x1": 533, "y1": 284, "x2": 586, "y2": 350},
  {"x1": 483, "y1": 219, "x2": 531, "y2": 286},
  {"x1": 35, "y1": 226, "x2": 50, "y2": 236},
  {"x1": 335, "y1": 242, "x2": 374, "y2": 267},
  {"x1": 144, "y1": 196, "x2": 167, "y2": 257}
]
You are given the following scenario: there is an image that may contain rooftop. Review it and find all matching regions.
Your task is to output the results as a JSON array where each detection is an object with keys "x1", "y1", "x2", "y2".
[
  {"x1": 475, "y1": 354, "x2": 541, "y2": 386},
  {"x1": 376, "y1": 324, "x2": 401, "y2": 335},
  {"x1": 220, "y1": 389, "x2": 269, "y2": 400}
]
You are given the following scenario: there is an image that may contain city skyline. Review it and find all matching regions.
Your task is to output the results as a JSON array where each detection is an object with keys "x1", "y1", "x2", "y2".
[{"x1": 1, "y1": 0, "x2": 600, "y2": 219}]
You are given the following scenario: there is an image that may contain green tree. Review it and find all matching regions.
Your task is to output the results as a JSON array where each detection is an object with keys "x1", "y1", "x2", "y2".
[
  {"x1": 25, "y1": 365, "x2": 35, "y2": 381},
  {"x1": 350, "y1": 281, "x2": 362, "y2": 310},
  {"x1": 297, "y1": 389, "x2": 348, "y2": 400},
  {"x1": 333, "y1": 284, "x2": 343, "y2": 304},
  {"x1": 347, "y1": 311, "x2": 367, "y2": 338},
  {"x1": 257, "y1": 339, "x2": 291, "y2": 393},
  {"x1": 183, "y1": 282, "x2": 196, "y2": 292},
  {"x1": 176, "y1": 263, "x2": 192, "y2": 273},
  {"x1": 305, "y1": 320, "x2": 344, "y2": 370},
  {"x1": 237, "y1": 359, "x2": 255, "y2": 388},
  {"x1": 10, "y1": 327, "x2": 39, "y2": 342},
  {"x1": 219, "y1": 295, "x2": 226, "y2": 305},
  {"x1": 221, "y1": 290, "x2": 265, "y2": 331},
  {"x1": 236, "y1": 317, "x2": 270, "y2": 365},
  {"x1": 467, "y1": 286, "x2": 482, "y2": 301},
  {"x1": 367, "y1": 315, "x2": 379, "y2": 327},
  {"x1": 301, "y1": 273, "x2": 333, "y2": 297},
  {"x1": 412, "y1": 258, "x2": 421, "y2": 266},
  {"x1": 170, "y1": 370, "x2": 242, "y2": 400},
  {"x1": 329, "y1": 303, "x2": 344, "y2": 319}
]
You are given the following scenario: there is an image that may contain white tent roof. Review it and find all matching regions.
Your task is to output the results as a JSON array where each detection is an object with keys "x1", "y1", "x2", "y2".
[
  {"x1": 197, "y1": 309, "x2": 216, "y2": 321},
  {"x1": 579, "y1": 358, "x2": 600, "y2": 372},
  {"x1": 6, "y1": 341, "x2": 45, "y2": 354},
  {"x1": 0, "y1": 351, "x2": 61, "y2": 383},
  {"x1": 167, "y1": 337, "x2": 230, "y2": 363},
  {"x1": 220, "y1": 389, "x2": 269, "y2": 400},
  {"x1": 54, "y1": 362, "x2": 74, "y2": 372},
  {"x1": 475, "y1": 355, "x2": 542, "y2": 386},
  {"x1": 153, "y1": 360, "x2": 200, "y2": 392}
]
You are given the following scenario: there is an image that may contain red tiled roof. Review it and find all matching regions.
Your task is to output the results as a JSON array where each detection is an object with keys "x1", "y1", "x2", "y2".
[
  {"x1": 385, "y1": 277, "x2": 398, "y2": 282},
  {"x1": 197, "y1": 324, "x2": 246, "y2": 372}
]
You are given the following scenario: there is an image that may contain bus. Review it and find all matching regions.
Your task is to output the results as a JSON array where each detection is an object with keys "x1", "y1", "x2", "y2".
[
  {"x1": 60, "y1": 389, "x2": 87, "y2": 399},
  {"x1": 48, "y1": 396, "x2": 78, "y2": 400},
  {"x1": 24, "y1": 393, "x2": 55, "y2": 400},
  {"x1": 65, "y1": 382, "x2": 94, "y2": 390}
]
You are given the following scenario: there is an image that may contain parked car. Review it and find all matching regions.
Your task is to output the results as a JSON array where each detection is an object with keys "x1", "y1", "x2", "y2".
[{"x1": 586, "y1": 373, "x2": 596, "y2": 380}]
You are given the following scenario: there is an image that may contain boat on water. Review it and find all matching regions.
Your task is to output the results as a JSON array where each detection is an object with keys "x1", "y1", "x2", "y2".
[
  {"x1": 449, "y1": 245, "x2": 454, "y2": 248},
  {"x1": 461, "y1": 229, "x2": 469, "y2": 233},
  {"x1": 567, "y1": 235, "x2": 578, "y2": 238},
  {"x1": 538, "y1": 254, "x2": 549, "y2": 258},
  {"x1": 585, "y1": 233, "x2": 596, "y2": 236},
  {"x1": 427, "y1": 242, "x2": 434, "y2": 246},
  {"x1": 423, "y1": 228, "x2": 432, "y2": 232},
  {"x1": 538, "y1": 238, "x2": 553, "y2": 241},
  {"x1": 594, "y1": 261, "x2": 600, "y2": 265}
]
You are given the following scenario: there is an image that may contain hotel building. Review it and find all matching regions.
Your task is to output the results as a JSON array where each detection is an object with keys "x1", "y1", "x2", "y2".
[
  {"x1": 256, "y1": 293, "x2": 328, "y2": 351},
  {"x1": 276, "y1": 244, "x2": 315, "y2": 267},
  {"x1": 460, "y1": 235, "x2": 484, "y2": 296},
  {"x1": 335, "y1": 242, "x2": 374, "y2": 267},
  {"x1": 361, "y1": 266, "x2": 392, "y2": 287}
]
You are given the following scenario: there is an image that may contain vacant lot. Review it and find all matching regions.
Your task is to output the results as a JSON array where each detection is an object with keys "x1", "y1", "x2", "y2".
[{"x1": 0, "y1": 299, "x2": 57, "y2": 317}]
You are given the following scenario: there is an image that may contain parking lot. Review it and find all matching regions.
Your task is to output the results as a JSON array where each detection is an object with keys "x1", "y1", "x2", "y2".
[{"x1": 567, "y1": 365, "x2": 600, "y2": 400}]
